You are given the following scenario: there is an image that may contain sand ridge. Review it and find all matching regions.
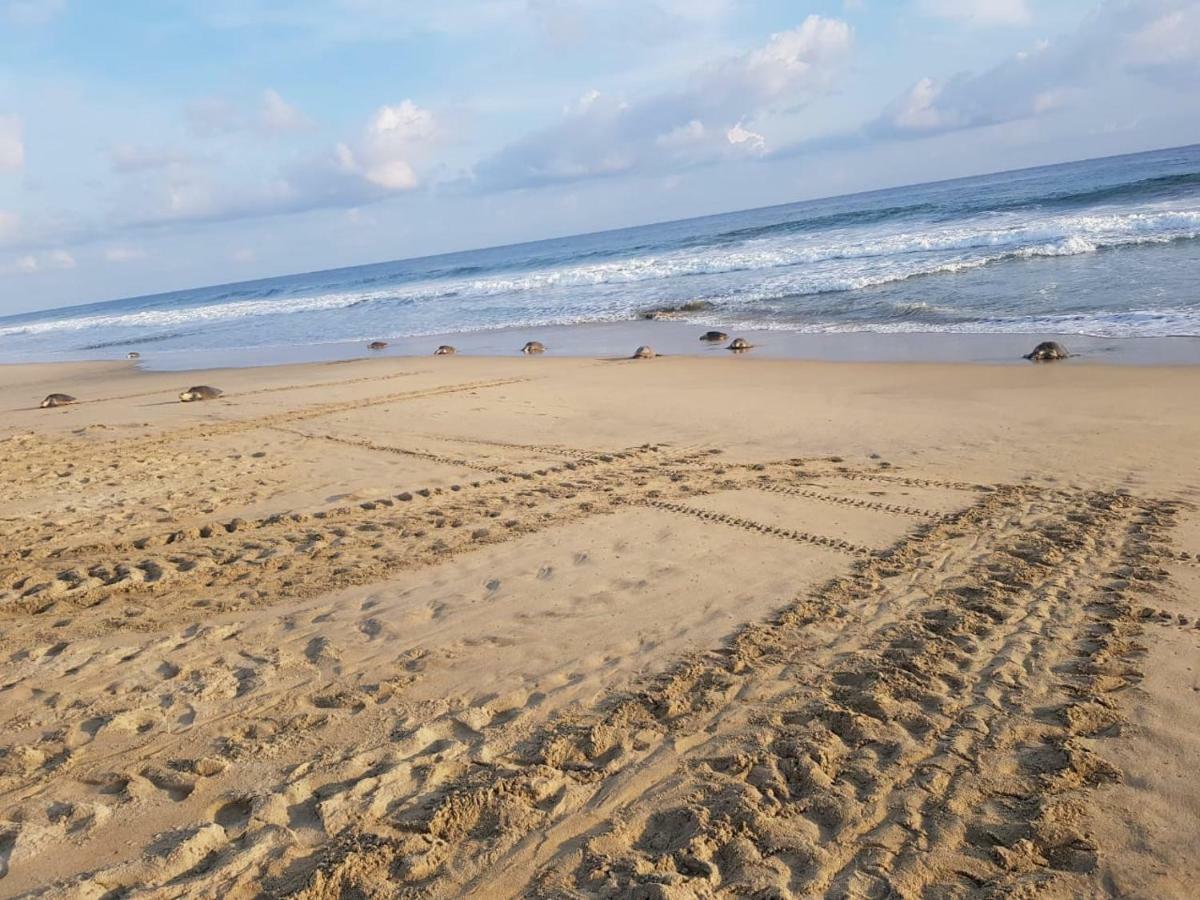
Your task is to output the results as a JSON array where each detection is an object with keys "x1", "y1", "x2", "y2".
[{"x1": 0, "y1": 355, "x2": 1197, "y2": 898}]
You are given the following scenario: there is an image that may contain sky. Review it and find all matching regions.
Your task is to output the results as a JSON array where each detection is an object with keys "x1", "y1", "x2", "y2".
[{"x1": 1, "y1": 0, "x2": 1199, "y2": 315}]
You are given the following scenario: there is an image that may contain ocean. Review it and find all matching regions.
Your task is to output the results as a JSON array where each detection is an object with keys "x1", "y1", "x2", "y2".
[{"x1": 2, "y1": 144, "x2": 1200, "y2": 365}]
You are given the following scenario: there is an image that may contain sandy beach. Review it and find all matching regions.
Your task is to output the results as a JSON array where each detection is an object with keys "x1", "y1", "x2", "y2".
[{"x1": 1, "y1": 353, "x2": 1199, "y2": 898}]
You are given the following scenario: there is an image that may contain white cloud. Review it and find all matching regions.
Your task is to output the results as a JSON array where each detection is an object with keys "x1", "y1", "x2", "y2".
[
  {"x1": 10, "y1": 248, "x2": 75, "y2": 274},
  {"x1": 566, "y1": 89, "x2": 603, "y2": 116},
  {"x1": 183, "y1": 90, "x2": 313, "y2": 141},
  {"x1": 42, "y1": 98, "x2": 439, "y2": 244},
  {"x1": 917, "y1": 0, "x2": 1031, "y2": 27},
  {"x1": 869, "y1": 0, "x2": 1200, "y2": 141},
  {"x1": 337, "y1": 100, "x2": 438, "y2": 191},
  {"x1": 726, "y1": 122, "x2": 766, "y2": 153},
  {"x1": 358, "y1": 156, "x2": 418, "y2": 190},
  {"x1": 881, "y1": 77, "x2": 947, "y2": 132},
  {"x1": 259, "y1": 89, "x2": 312, "y2": 134},
  {"x1": 0, "y1": 116, "x2": 24, "y2": 171},
  {"x1": 4, "y1": 0, "x2": 65, "y2": 25},
  {"x1": 730, "y1": 16, "x2": 855, "y2": 101},
  {"x1": 1125, "y1": 4, "x2": 1200, "y2": 77},
  {"x1": 476, "y1": 15, "x2": 853, "y2": 188}
]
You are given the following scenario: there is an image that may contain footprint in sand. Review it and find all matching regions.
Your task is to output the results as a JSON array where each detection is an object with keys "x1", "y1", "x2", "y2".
[
  {"x1": 211, "y1": 796, "x2": 253, "y2": 834},
  {"x1": 359, "y1": 618, "x2": 383, "y2": 639}
]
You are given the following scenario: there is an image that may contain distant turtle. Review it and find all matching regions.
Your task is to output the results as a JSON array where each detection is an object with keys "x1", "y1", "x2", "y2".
[
  {"x1": 521, "y1": 341, "x2": 545, "y2": 354},
  {"x1": 434, "y1": 345, "x2": 456, "y2": 355},
  {"x1": 632, "y1": 346, "x2": 656, "y2": 359},
  {"x1": 40, "y1": 393, "x2": 76, "y2": 408},
  {"x1": 179, "y1": 385, "x2": 223, "y2": 402},
  {"x1": 367, "y1": 341, "x2": 388, "y2": 350},
  {"x1": 1024, "y1": 341, "x2": 1069, "y2": 362},
  {"x1": 126, "y1": 351, "x2": 141, "y2": 359},
  {"x1": 727, "y1": 338, "x2": 753, "y2": 352},
  {"x1": 700, "y1": 331, "x2": 728, "y2": 342}
]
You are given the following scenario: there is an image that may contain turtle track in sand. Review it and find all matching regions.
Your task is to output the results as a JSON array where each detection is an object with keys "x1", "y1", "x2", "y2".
[
  {"x1": 0, "y1": 377, "x2": 530, "y2": 499},
  {"x1": 267, "y1": 487, "x2": 1179, "y2": 900},
  {"x1": 0, "y1": 385, "x2": 1187, "y2": 899}
]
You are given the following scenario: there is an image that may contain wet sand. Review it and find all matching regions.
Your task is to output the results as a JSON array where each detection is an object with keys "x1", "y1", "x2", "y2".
[
  {"x1": 1, "y1": 354, "x2": 1198, "y2": 898},
  {"x1": 10, "y1": 322, "x2": 1200, "y2": 370}
]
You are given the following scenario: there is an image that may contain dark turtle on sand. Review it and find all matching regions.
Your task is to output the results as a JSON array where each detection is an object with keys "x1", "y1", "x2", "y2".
[
  {"x1": 367, "y1": 341, "x2": 388, "y2": 350},
  {"x1": 727, "y1": 338, "x2": 753, "y2": 352},
  {"x1": 434, "y1": 345, "x2": 456, "y2": 355},
  {"x1": 40, "y1": 393, "x2": 76, "y2": 408},
  {"x1": 700, "y1": 331, "x2": 728, "y2": 342},
  {"x1": 126, "y1": 351, "x2": 140, "y2": 359},
  {"x1": 1024, "y1": 341, "x2": 1069, "y2": 362},
  {"x1": 632, "y1": 345, "x2": 656, "y2": 359},
  {"x1": 179, "y1": 385, "x2": 223, "y2": 402},
  {"x1": 521, "y1": 341, "x2": 545, "y2": 354}
]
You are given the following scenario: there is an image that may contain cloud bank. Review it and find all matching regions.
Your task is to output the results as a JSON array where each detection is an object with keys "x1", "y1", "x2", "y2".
[
  {"x1": 870, "y1": 0, "x2": 1200, "y2": 140},
  {"x1": 474, "y1": 15, "x2": 853, "y2": 190}
]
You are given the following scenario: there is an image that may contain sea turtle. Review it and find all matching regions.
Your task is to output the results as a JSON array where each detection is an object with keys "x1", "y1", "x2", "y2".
[
  {"x1": 126, "y1": 351, "x2": 141, "y2": 359},
  {"x1": 1024, "y1": 341, "x2": 1069, "y2": 361},
  {"x1": 179, "y1": 385, "x2": 223, "y2": 402},
  {"x1": 727, "y1": 338, "x2": 753, "y2": 351},
  {"x1": 700, "y1": 331, "x2": 728, "y2": 342},
  {"x1": 632, "y1": 346, "x2": 656, "y2": 359},
  {"x1": 40, "y1": 393, "x2": 76, "y2": 408},
  {"x1": 434, "y1": 345, "x2": 456, "y2": 355},
  {"x1": 521, "y1": 341, "x2": 545, "y2": 354},
  {"x1": 367, "y1": 341, "x2": 388, "y2": 350}
]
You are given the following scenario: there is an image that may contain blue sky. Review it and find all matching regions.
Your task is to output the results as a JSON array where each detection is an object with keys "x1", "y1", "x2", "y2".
[{"x1": 1, "y1": 0, "x2": 1198, "y2": 314}]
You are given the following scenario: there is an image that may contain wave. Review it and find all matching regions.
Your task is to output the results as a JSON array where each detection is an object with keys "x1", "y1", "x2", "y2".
[
  {"x1": 76, "y1": 331, "x2": 194, "y2": 350},
  {"x1": 443, "y1": 209, "x2": 1200, "y2": 298},
  {"x1": 0, "y1": 290, "x2": 426, "y2": 338},
  {"x1": 1009, "y1": 171, "x2": 1200, "y2": 212},
  {"x1": 676, "y1": 170, "x2": 1200, "y2": 249},
  {"x1": 722, "y1": 308, "x2": 1200, "y2": 339},
  {"x1": 696, "y1": 202, "x2": 942, "y2": 246},
  {"x1": 5, "y1": 207, "x2": 1198, "y2": 340}
]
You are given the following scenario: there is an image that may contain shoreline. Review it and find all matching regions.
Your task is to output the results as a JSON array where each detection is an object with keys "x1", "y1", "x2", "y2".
[{"x1": 3, "y1": 320, "x2": 1200, "y2": 371}]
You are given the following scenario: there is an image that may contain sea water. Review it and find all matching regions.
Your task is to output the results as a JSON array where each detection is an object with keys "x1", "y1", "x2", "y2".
[{"x1": 2, "y1": 144, "x2": 1199, "y2": 363}]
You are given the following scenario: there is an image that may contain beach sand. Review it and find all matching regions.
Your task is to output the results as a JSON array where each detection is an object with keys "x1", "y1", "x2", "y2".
[{"x1": 1, "y1": 353, "x2": 1198, "y2": 898}]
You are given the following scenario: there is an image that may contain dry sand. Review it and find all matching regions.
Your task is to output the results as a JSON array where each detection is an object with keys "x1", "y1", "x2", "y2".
[{"x1": 1, "y1": 353, "x2": 1198, "y2": 898}]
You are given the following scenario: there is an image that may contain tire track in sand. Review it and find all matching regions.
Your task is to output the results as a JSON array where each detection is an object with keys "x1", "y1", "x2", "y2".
[{"x1": 242, "y1": 489, "x2": 1180, "y2": 899}]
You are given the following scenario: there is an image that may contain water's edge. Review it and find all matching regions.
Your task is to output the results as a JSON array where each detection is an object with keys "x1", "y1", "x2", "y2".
[{"x1": 63, "y1": 322, "x2": 1200, "y2": 371}]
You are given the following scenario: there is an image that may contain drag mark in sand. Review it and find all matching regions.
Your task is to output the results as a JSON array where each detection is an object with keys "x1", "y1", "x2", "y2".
[
  {"x1": 0, "y1": 443, "x2": 717, "y2": 621},
  {"x1": 268, "y1": 489, "x2": 1181, "y2": 899},
  {"x1": 623, "y1": 496, "x2": 876, "y2": 557},
  {"x1": 267, "y1": 426, "x2": 527, "y2": 477},
  {"x1": 751, "y1": 481, "x2": 944, "y2": 519},
  {"x1": 0, "y1": 403, "x2": 1186, "y2": 899}
]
